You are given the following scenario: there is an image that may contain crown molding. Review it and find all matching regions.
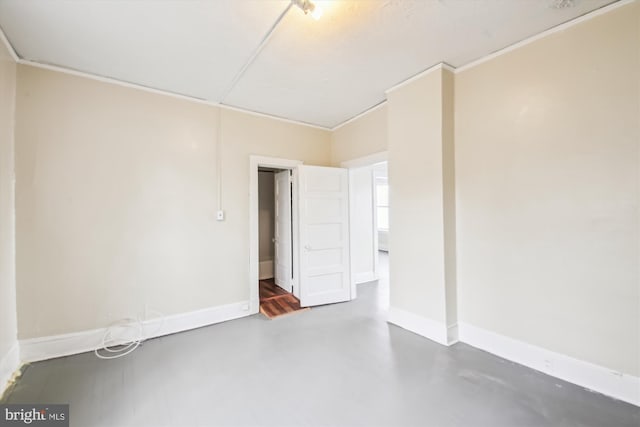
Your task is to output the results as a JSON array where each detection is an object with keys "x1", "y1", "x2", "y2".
[
  {"x1": 385, "y1": 62, "x2": 456, "y2": 95},
  {"x1": 17, "y1": 59, "x2": 331, "y2": 131},
  {"x1": 18, "y1": 59, "x2": 219, "y2": 106},
  {"x1": 0, "y1": 24, "x2": 19, "y2": 62},
  {"x1": 219, "y1": 103, "x2": 330, "y2": 131},
  {"x1": 5, "y1": 0, "x2": 634, "y2": 131},
  {"x1": 331, "y1": 100, "x2": 387, "y2": 131},
  {"x1": 454, "y1": 0, "x2": 633, "y2": 73}
]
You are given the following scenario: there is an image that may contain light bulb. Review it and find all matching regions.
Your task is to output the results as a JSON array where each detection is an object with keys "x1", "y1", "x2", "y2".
[
  {"x1": 294, "y1": 0, "x2": 323, "y2": 21},
  {"x1": 310, "y1": 4, "x2": 323, "y2": 20}
]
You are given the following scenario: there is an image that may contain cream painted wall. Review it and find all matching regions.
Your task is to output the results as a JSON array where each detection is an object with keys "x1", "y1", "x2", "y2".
[
  {"x1": 331, "y1": 104, "x2": 387, "y2": 165},
  {"x1": 258, "y1": 171, "x2": 274, "y2": 263},
  {"x1": 387, "y1": 69, "x2": 449, "y2": 324},
  {"x1": 0, "y1": 37, "x2": 18, "y2": 385},
  {"x1": 441, "y1": 69, "x2": 457, "y2": 331},
  {"x1": 14, "y1": 65, "x2": 331, "y2": 339},
  {"x1": 455, "y1": 2, "x2": 639, "y2": 376}
]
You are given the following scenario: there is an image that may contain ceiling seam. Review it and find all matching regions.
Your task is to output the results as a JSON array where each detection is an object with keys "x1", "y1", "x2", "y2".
[{"x1": 219, "y1": 1, "x2": 293, "y2": 102}]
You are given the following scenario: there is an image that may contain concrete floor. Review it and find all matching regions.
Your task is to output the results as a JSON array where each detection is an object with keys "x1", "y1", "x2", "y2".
[{"x1": 3, "y1": 253, "x2": 639, "y2": 426}]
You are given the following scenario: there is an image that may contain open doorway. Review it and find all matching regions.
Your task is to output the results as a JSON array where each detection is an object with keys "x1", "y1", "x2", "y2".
[
  {"x1": 249, "y1": 156, "x2": 301, "y2": 315},
  {"x1": 342, "y1": 152, "x2": 389, "y2": 308},
  {"x1": 258, "y1": 167, "x2": 307, "y2": 318},
  {"x1": 250, "y1": 156, "x2": 353, "y2": 316}
]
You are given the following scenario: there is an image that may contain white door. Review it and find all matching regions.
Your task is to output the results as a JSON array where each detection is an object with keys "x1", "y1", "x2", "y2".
[
  {"x1": 297, "y1": 165, "x2": 351, "y2": 307},
  {"x1": 274, "y1": 170, "x2": 292, "y2": 292}
]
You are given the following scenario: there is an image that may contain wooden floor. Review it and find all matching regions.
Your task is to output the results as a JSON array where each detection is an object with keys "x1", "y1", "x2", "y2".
[{"x1": 259, "y1": 278, "x2": 309, "y2": 319}]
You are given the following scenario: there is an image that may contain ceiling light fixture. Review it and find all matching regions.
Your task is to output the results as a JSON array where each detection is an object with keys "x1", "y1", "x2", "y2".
[{"x1": 293, "y1": 0, "x2": 323, "y2": 20}]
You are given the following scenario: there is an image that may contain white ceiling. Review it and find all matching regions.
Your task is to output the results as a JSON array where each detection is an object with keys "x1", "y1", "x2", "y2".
[{"x1": 0, "y1": 0, "x2": 618, "y2": 128}]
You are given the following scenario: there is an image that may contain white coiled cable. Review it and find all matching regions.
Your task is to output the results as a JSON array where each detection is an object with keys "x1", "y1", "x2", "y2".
[
  {"x1": 94, "y1": 310, "x2": 164, "y2": 360},
  {"x1": 94, "y1": 318, "x2": 144, "y2": 360}
]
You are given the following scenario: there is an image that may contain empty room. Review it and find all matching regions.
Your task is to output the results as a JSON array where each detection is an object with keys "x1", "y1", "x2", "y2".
[{"x1": 0, "y1": 0, "x2": 638, "y2": 426}]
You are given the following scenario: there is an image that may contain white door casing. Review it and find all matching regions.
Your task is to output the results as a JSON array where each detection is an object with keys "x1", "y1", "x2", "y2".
[
  {"x1": 297, "y1": 165, "x2": 351, "y2": 307},
  {"x1": 274, "y1": 170, "x2": 292, "y2": 292},
  {"x1": 249, "y1": 156, "x2": 301, "y2": 314}
]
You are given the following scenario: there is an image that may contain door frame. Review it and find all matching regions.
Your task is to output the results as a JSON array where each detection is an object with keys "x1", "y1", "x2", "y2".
[
  {"x1": 274, "y1": 169, "x2": 293, "y2": 293},
  {"x1": 340, "y1": 151, "x2": 388, "y2": 300},
  {"x1": 249, "y1": 155, "x2": 302, "y2": 314}
]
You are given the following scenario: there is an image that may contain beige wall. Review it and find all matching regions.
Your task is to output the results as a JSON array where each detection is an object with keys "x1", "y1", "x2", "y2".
[
  {"x1": 0, "y1": 38, "x2": 17, "y2": 386},
  {"x1": 14, "y1": 65, "x2": 330, "y2": 339},
  {"x1": 331, "y1": 104, "x2": 387, "y2": 165},
  {"x1": 441, "y1": 69, "x2": 457, "y2": 330},
  {"x1": 387, "y1": 69, "x2": 451, "y2": 325},
  {"x1": 455, "y1": 2, "x2": 639, "y2": 376}
]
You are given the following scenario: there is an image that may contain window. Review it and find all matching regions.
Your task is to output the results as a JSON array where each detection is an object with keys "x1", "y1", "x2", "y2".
[{"x1": 376, "y1": 179, "x2": 389, "y2": 230}]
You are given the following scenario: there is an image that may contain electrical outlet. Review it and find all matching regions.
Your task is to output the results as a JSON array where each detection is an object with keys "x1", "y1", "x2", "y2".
[{"x1": 216, "y1": 210, "x2": 225, "y2": 221}]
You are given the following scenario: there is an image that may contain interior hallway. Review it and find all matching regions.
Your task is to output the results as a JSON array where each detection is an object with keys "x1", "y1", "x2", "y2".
[{"x1": 2, "y1": 251, "x2": 638, "y2": 427}]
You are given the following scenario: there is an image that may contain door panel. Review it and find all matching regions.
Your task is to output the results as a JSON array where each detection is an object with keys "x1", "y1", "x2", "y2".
[
  {"x1": 274, "y1": 170, "x2": 292, "y2": 292},
  {"x1": 298, "y1": 165, "x2": 351, "y2": 307},
  {"x1": 307, "y1": 248, "x2": 342, "y2": 268}
]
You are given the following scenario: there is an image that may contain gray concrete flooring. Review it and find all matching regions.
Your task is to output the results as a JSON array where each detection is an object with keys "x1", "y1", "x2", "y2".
[{"x1": 3, "y1": 253, "x2": 639, "y2": 426}]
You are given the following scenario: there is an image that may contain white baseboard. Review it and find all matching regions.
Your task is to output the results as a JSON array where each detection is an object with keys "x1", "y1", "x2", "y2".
[
  {"x1": 259, "y1": 260, "x2": 274, "y2": 280},
  {"x1": 354, "y1": 271, "x2": 378, "y2": 284},
  {"x1": 0, "y1": 342, "x2": 20, "y2": 394},
  {"x1": 388, "y1": 307, "x2": 449, "y2": 346},
  {"x1": 20, "y1": 301, "x2": 251, "y2": 363},
  {"x1": 458, "y1": 322, "x2": 640, "y2": 406}
]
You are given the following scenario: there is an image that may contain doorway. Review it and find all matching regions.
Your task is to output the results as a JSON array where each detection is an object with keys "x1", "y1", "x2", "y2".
[
  {"x1": 257, "y1": 166, "x2": 306, "y2": 318},
  {"x1": 249, "y1": 156, "x2": 301, "y2": 315},
  {"x1": 258, "y1": 167, "x2": 292, "y2": 290},
  {"x1": 342, "y1": 152, "x2": 389, "y2": 306},
  {"x1": 249, "y1": 156, "x2": 353, "y2": 316}
]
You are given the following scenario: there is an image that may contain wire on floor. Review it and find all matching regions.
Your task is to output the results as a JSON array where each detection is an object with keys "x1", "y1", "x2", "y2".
[{"x1": 94, "y1": 309, "x2": 164, "y2": 360}]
